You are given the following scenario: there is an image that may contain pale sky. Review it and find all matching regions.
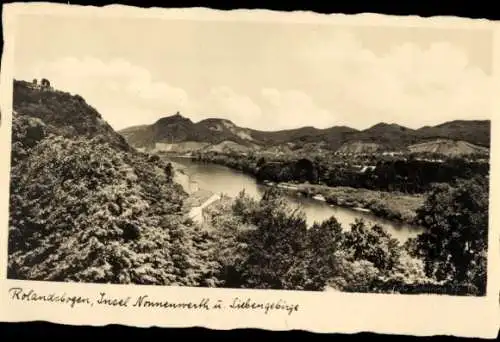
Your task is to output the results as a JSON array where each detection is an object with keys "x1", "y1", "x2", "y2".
[{"x1": 13, "y1": 14, "x2": 494, "y2": 131}]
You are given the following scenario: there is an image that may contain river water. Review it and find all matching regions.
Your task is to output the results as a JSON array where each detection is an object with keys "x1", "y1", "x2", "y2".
[{"x1": 168, "y1": 157, "x2": 424, "y2": 243}]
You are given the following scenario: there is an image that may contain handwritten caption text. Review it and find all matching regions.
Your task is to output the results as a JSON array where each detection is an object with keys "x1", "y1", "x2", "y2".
[{"x1": 8, "y1": 287, "x2": 300, "y2": 316}]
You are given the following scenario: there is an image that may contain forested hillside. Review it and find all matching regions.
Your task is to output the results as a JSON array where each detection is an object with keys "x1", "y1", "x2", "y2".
[
  {"x1": 7, "y1": 80, "x2": 489, "y2": 296},
  {"x1": 8, "y1": 80, "x2": 218, "y2": 285},
  {"x1": 13, "y1": 80, "x2": 131, "y2": 151}
]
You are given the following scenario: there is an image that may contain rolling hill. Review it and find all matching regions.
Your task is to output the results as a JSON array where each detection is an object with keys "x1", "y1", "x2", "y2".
[
  {"x1": 417, "y1": 120, "x2": 491, "y2": 147},
  {"x1": 8, "y1": 79, "x2": 221, "y2": 286},
  {"x1": 13, "y1": 80, "x2": 131, "y2": 152},
  {"x1": 408, "y1": 139, "x2": 490, "y2": 156},
  {"x1": 346, "y1": 123, "x2": 420, "y2": 148},
  {"x1": 120, "y1": 112, "x2": 258, "y2": 149},
  {"x1": 120, "y1": 112, "x2": 491, "y2": 155}
]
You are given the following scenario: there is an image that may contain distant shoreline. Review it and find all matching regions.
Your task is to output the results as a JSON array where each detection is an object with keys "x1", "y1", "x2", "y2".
[
  {"x1": 270, "y1": 181, "x2": 425, "y2": 225},
  {"x1": 166, "y1": 156, "x2": 425, "y2": 225}
]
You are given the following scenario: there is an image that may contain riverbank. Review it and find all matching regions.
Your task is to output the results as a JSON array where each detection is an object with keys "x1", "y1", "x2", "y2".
[
  {"x1": 168, "y1": 156, "x2": 425, "y2": 225},
  {"x1": 266, "y1": 182, "x2": 425, "y2": 224},
  {"x1": 170, "y1": 161, "x2": 191, "y2": 192},
  {"x1": 170, "y1": 162, "x2": 220, "y2": 223}
]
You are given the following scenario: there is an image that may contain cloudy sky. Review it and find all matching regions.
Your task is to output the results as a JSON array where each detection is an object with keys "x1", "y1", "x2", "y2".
[{"x1": 13, "y1": 13, "x2": 494, "y2": 131}]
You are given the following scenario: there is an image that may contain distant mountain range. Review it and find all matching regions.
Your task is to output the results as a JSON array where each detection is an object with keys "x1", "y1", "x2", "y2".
[{"x1": 119, "y1": 112, "x2": 491, "y2": 155}]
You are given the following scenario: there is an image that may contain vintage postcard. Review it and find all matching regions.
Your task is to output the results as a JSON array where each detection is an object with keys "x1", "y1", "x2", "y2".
[{"x1": 0, "y1": 2, "x2": 499, "y2": 338}]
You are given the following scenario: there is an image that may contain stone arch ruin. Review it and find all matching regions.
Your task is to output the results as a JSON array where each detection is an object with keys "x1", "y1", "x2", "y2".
[{"x1": 40, "y1": 78, "x2": 51, "y2": 89}]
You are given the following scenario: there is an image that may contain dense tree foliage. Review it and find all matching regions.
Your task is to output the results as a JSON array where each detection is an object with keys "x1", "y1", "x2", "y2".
[
  {"x1": 201, "y1": 180, "x2": 487, "y2": 295},
  {"x1": 406, "y1": 176, "x2": 489, "y2": 295},
  {"x1": 10, "y1": 115, "x2": 487, "y2": 294},
  {"x1": 193, "y1": 152, "x2": 489, "y2": 194},
  {"x1": 9, "y1": 80, "x2": 489, "y2": 296},
  {"x1": 8, "y1": 110, "x2": 218, "y2": 286},
  {"x1": 13, "y1": 80, "x2": 130, "y2": 151},
  {"x1": 202, "y1": 188, "x2": 435, "y2": 293}
]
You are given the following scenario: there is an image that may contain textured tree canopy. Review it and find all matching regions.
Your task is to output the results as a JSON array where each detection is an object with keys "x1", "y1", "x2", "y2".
[
  {"x1": 409, "y1": 176, "x2": 489, "y2": 292},
  {"x1": 8, "y1": 80, "x2": 489, "y2": 295},
  {"x1": 8, "y1": 84, "x2": 219, "y2": 286}
]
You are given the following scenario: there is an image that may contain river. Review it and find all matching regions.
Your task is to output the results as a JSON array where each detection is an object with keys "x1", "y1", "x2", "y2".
[{"x1": 168, "y1": 157, "x2": 424, "y2": 243}]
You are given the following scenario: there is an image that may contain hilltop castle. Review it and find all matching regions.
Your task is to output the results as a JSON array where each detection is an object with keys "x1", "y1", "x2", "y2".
[{"x1": 29, "y1": 78, "x2": 53, "y2": 91}]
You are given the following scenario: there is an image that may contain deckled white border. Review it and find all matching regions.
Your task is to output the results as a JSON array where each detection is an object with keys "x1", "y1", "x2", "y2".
[{"x1": 0, "y1": 3, "x2": 499, "y2": 338}]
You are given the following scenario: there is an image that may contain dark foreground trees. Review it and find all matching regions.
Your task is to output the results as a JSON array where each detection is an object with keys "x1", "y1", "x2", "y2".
[
  {"x1": 8, "y1": 113, "x2": 218, "y2": 286},
  {"x1": 9, "y1": 110, "x2": 488, "y2": 294},
  {"x1": 9, "y1": 79, "x2": 488, "y2": 295},
  {"x1": 203, "y1": 188, "x2": 434, "y2": 293},
  {"x1": 406, "y1": 176, "x2": 489, "y2": 295},
  {"x1": 9, "y1": 114, "x2": 488, "y2": 294},
  {"x1": 203, "y1": 178, "x2": 488, "y2": 295},
  {"x1": 195, "y1": 151, "x2": 489, "y2": 195}
]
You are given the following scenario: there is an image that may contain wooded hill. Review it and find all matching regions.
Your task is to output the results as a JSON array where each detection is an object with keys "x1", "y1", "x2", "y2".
[
  {"x1": 8, "y1": 79, "x2": 218, "y2": 285},
  {"x1": 7, "y1": 80, "x2": 489, "y2": 295},
  {"x1": 119, "y1": 112, "x2": 490, "y2": 154}
]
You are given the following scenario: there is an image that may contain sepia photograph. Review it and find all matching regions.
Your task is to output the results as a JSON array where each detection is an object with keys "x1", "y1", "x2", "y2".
[
  {"x1": 2, "y1": 6, "x2": 500, "y2": 340},
  {"x1": 3, "y1": 5, "x2": 495, "y2": 299}
]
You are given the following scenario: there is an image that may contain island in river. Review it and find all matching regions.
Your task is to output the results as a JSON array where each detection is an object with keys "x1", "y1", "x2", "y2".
[{"x1": 168, "y1": 156, "x2": 425, "y2": 243}]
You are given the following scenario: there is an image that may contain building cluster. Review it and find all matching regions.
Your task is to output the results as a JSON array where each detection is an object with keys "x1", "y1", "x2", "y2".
[{"x1": 29, "y1": 78, "x2": 53, "y2": 91}]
